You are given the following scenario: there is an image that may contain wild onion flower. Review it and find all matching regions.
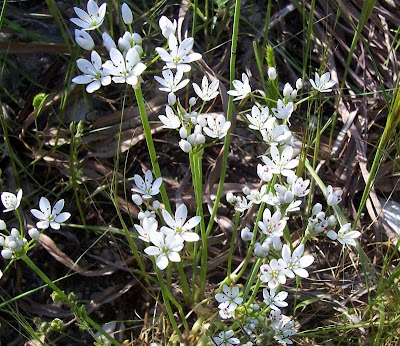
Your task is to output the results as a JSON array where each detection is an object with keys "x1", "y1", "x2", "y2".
[
  {"x1": 310, "y1": 72, "x2": 336, "y2": 93},
  {"x1": 268, "y1": 67, "x2": 277, "y2": 80},
  {"x1": 74, "y1": 29, "x2": 95, "y2": 50},
  {"x1": 159, "y1": 16, "x2": 177, "y2": 39},
  {"x1": 72, "y1": 50, "x2": 111, "y2": 93},
  {"x1": 102, "y1": 47, "x2": 146, "y2": 87},
  {"x1": 203, "y1": 114, "x2": 231, "y2": 139},
  {"x1": 31, "y1": 197, "x2": 71, "y2": 230},
  {"x1": 326, "y1": 185, "x2": 343, "y2": 206},
  {"x1": 134, "y1": 217, "x2": 158, "y2": 242},
  {"x1": 70, "y1": 0, "x2": 107, "y2": 30},
  {"x1": 246, "y1": 105, "x2": 271, "y2": 131},
  {"x1": 156, "y1": 34, "x2": 202, "y2": 72},
  {"x1": 263, "y1": 287, "x2": 288, "y2": 311},
  {"x1": 260, "y1": 259, "x2": 286, "y2": 288},
  {"x1": 121, "y1": 3, "x2": 133, "y2": 25},
  {"x1": 160, "y1": 204, "x2": 200, "y2": 242},
  {"x1": 258, "y1": 209, "x2": 286, "y2": 249},
  {"x1": 279, "y1": 244, "x2": 314, "y2": 279},
  {"x1": 270, "y1": 312, "x2": 297, "y2": 345},
  {"x1": 215, "y1": 285, "x2": 243, "y2": 312},
  {"x1": 144, "y1": 230, "x2": 184, "y2": 270},
  {"x1": 102, "y1": 32, "x2": 116, "y2": 51},
  {"x1": 212, "y1": 330, "x2": 240, "y2": 345},
  {"x1": 227, "y1": 73, "x2": 251, "y2": 101},
  {"x1": 132, "y1": 171, "x2": 162, "y2": 200},
  {"x1": 272, "y1": 100, "x2": 294, "y2": 121},
  {"x1": 1, "y1": 190, "x2": 23, "y2": 212},
  {"x1": 327, "y1": 223, "x2": 361, "y2": 246},
  {"x1": 291, "y1": 177, "x2": 310, "y2": 197},
  {"x1": 192, "y1": 76, "x2": 219, "y2": 101},
  {"x1": 261, "y1": 145, "x2": 299, "y2": 177},
  {"x1": 241, "y1": 227, "x2": 253, "y2": 241},
  {"x1": 0, "y1": 229, "x2": 28, "y2": 259},
  {"x1": 117, "y1": 32, "x2": 143, "y2": 55},
  {"x1": 260, "y1": 122, "x2": 290, "y2": 145},
  {"x1": 154, "y1": 69, "x2": 189, "y2": 94},
  {"x1": 158, "y1": 105, "x2": 181, "y2": 129}
]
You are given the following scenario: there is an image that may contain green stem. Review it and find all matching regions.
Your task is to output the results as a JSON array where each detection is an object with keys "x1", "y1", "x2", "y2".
[
  {"x1": 134, "y1": 87, "x2": 171, "y2": 213},
  {"x1": 205, "y1": 0, "x2": 241, "y2": 238},
  {"x1": 243, "y1": 258, "x2": 263, "y2": 301},
  {"x1": 22, "y1": 255, "x2": 120, "y2": 345},
  {"x1": 226, "y1": 212, "x2": 240, "y2": 284}
]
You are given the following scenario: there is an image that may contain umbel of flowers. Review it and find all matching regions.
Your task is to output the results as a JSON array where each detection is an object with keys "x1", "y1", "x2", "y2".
[{"x1": 67, "y1": 1, "x2": 362, "y2": 344}]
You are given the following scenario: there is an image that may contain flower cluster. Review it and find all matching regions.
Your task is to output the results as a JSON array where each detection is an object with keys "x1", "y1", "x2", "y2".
[{"x1": 71, "y1": 2, "x2": 147, "y2": 92}]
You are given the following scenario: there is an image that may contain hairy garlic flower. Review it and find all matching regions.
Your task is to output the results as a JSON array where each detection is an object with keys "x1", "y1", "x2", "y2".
[
  {"x1": 215, "y1": 285, "x2": 243, "y2": 313},
  {"x1": 159, "y1": 16, "x2": 177, "y2": 39},
  {"x1": 326, "y1": 185, "x2": 343, "y2": 206},
  {"x1": 212, "y1": 330, "x2": 240, "y2": 345},
  {"x1": 327, "y1": 223, "x2": 361, "y2": 246},
  {"x1": 227, "y1": 73, "x2": 251, "y2": 101},
  {"x1": 310, "y1": 72, "x2": 336, "y2": 93},
  {"x1": 158, "y1": 105, "x2": 181, "y2": 129},
  {"x1": 262, "y1": 145, "x2": 299, "y2": 177},
  {"x1": 74, "y1": 29, "x2": 95, "y2": 50},
  {"x1": 203, "y1": 114, "x2": 231, "y2": 139},
  {"x1": 70, "y1": 0, "x2": 106, "y2": 30},
  {"x1": 1, "y1": 190, "x2": 23, "y2": 212},
  {"x1": 260, "y1": 259, "x2": 286, "y2": 288},
  {"x1": 132, "y1": 170, "x2": 162, "y2": 200},
  {"x1": 31, "y1": 197, "x2": 71, "y2": 230},
  {"x1": 263, "y1": 287, "x2": 288, "y2": 311},
  {"x1": 154, "y1": 69, "x2": 189, "y2": 94},
  {"x1": 192, "y1": 76, "x2": 219, "y2": 101},
  {"x1": 279, "y1": 244, "x2": 314, "y2": 278},
  {"x1": 247, "y1": 105, "x2": 271, "y2": 131}
]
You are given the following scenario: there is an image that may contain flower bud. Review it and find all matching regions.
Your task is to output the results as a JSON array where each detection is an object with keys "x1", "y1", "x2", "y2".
[
  {"x1": 1, "y1": 249, "x2": 12, "y2": 259},
  {"x1": 16, "y1": 239, "x2": 24, "y2": 251},
  {"x1": 190, "y1": 116, "x2": 198, "y2": 125},
  {"x1": 11, "y1": 228, "x2": 20, "y2": 238},
  {"x1": 195, "y1": 134, "x2": 205, "y2": 145},
  {"x1": 296, "y1": 78, "x2": 303, "y2": 89},
  {"x1": 132, "y1": 194, "x2": 143, "y2": 206},
  {"x1": 291, "y1": 89, "x2": 297, "y2": 99},
  {"x1": 194, "y1": 124, "x2": 202, "y2": 135},
  {"x1": 197, "y1": 115, "x2": 207, "y2": 127},
  {"x1": 29, "y1": 228, "x2": 40, "y2": 240},
  {"x1": 75, "y1": 29, "x2": 95, "y2": 50},
  {"x1": 254, "y1": 242, "x2": 269, "y2": 257},
  {"x1": 328, "y1": 215, "x2": 336, "y2": 227},
  {"x1": 152, "y1": 200, "x2": 161, "y2": 210},
  {"x1": 189, "y1": 97, "x2": 196, "y2": 106},
  {"x1": 242, "y1": 186, "x2": 251, "y2": 195},
  {"x1": 226, "y1": 192, "x2": 236, "y2": 204},
  {"x1": 102, "y1": 32, "x2": 116, "y2": 51},
  {"x1": 179, "y1": 139, "x2": 192, "y2": 153},
  {"x1": 121, "y1": 3, "x2": 133, "y2": 24},
  {"x1": 283, "y1": 191, "x2": 294, "y2": 204},
  {"x1": 287, "y1": 175, "x2": 297, "y2": 185},
  {"x1": 283, "y1": 83, "x2": 292, "y2": 98},
  {"x1": 0, "y1": 236, "x2": 4, "y2": 246},
  {"x1": 312, "y1": 203, "x2": 322, "y2": 215},
  {"x1": 0, "y1": 219, "x2": 6, "y2": 230},
  {"x1": 168, "y1": 92, "x2": 176, "y2": 106},
  {"x1": 241, "y1": 227, "x2": 253, "y2": 241},
  {"x1": 8, "y1": 241, "x2": 17, "y2": 250},
  {"x1": 138, "y1": 211, "x2": 146, "y2": 221},
  {"x1": 179, "y1": 127, "x2": 188, "y2": 139},
  {"x1": 159, "y1": 16, "x2": 177, "y2": 39},
  {"x1": 252, "y1": 303, "x2": 260, "y2": 310},
  {"x1": 268, "y1": 67, "x2": 277, "y2": 80}
]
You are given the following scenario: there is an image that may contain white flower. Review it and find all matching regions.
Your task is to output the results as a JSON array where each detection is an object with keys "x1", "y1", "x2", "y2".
[
  {"x1": 215, "y1": 285, "x2": 243, "y2": 312},
  {"x1": 74, "y1": 29, "x2": 94, "y2": 50},
  {"x1": 102, "y1": 47, "x2": 146, "y2": 87},
  {"x1": 134, "y1": 217, "x2": 158, "y2": 242},
  {"x1": 296, "y1": 78, "x2": 303, "y2": 89},
  {"x1": 241, "y1": 227, "x2": 253, "y2": 241},
  {"x1": 227, "y1": 73, "x2": 251, "y2": 101},
  {"x1": 261, "y1": 145, "x2": 299, "y2": 177},
  {"x1": 247, "y1": 105, "x2": 270, "y2": 131},
  {"x1": 279, "y1": 244, "x2": 314, "y2": 278},
  {"x1": 254, "y1": 241, "x2": 270, "y2": 257},
  {"x1": 132, "y1": 171, "x2": 162, "y2": 200},
  {"x1": 1, "y1": 190, "x2": 23, "y2": 212},
  {"x1": 310, "y1": 72, "x2": 336, "y2": 93},
  {"x1": 0, "y1": 219, "x2": 6, "y2": 230},
  {"x1": 158, "y1": 105, "x2": 181, "y2": 129},
  {"x1": 203, "y1": 114, "x2": 231, "y2": 139},
  {"x1": 263, "y1": 287, "x2": 288, "y2": 311},
  {"x1": 291, "y1": 177, "x2": 310, "y2": 197},
  {"x1": 270, "y1": 312, "x2": 297, "y2": 345},
  {"x1": 70, "y1": 0, "x2": 106, "y2": 30},
  {"x1": 272, "y1": 100, "x2": 294, "y2": 121},
  {"x1": 102, "y1": 32, "x2": 116, "y2": 51},
  {"x1": 192, "y1": 76, "x2": 219, "y2": 101},
  {"x1": 154, "y1": 69, "x2": 189, "y2": 94},
  {"x1": 72, "y1": 50, "x2": 111, "y2": 93},
  {"x1": 159, "y1": 16, "x2": 177, "y2": 39},
  {"x1": 327, "y1": 223, "x2": 361, "y2": 246},
  {"x1": 156, "y1": 34, "x2": 202, "y2": 72},
  {"x1": 260, "y1": 259, "x2": 286, "y2": 288},
  {"x1": 258, "y1": 209, "x2": 286, "y2": 250},
  {"x1": 260, "y1": 121, "x2": 290, "y2": 145},
  {"x1": 234, "y1": 196, "x2": 252, "y2": 213},
  {"x1": 161, "y1": 204, "x2": 200, "y2": 242},
  {"x1": 212, "y1": 330, "x2": 240, "y2": 345},
  {"x1": 121, "y1": 3, "x2": 133, "y2": 24},
  {"x1": 117, "y1": 32, "x2": 143, "y2": 54},
  {"x1": 31, "y1": 197, "x2": 71, "y2": 230},
  {"x1": 144, "y1": 230, "x2": 183, "y2": 270},
  {"x1": 257, "y1": 163, "x2": 273, "y2": 182},
  {"x1": 268, "y1": 67, "x2": 277, "y2": 80},
  {"x1": 246, "y1": 185, "x2": 269, "y2": 205},
  {"x1": 326, "y1": 185, "x2": 343, "y2": 206},
  {"x1": 179, "y1": 139, "x2": 192, "y2": 153}
]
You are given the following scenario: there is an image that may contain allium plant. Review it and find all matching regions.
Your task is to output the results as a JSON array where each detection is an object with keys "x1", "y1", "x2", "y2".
[{"x1": 1, "y1": 1, "x2": 363, "y2": 344}]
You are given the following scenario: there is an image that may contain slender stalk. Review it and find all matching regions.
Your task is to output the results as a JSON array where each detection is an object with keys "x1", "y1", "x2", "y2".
[
  {"x1": 245, "y1": 272, "x2": 262, "y2": 306},
  {"x1": 134, "y1": 87, "x2": 171, "y2": 213},
  {"x1": 226, "y1": 212, "x2": 240, "y2": 284},
  {"x1": 22, "y1": 255, "x2": 120, "y2": 345},
  {"x1": 205, "y1": 0, "x2": 242, "y2": 238}
]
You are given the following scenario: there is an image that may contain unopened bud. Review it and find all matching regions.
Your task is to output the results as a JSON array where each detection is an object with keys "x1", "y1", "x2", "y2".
[
  {"x1": 179, "y1": 139, "x2": 192, "y2": 153},
  {"x1": 29, "y1": 228, "x2": 40, "y2": 240},
  {"x1": 10, "y1": 228, "x2": 19, "y2": 238},
  {"x1": 121, "y1": 3, "x2": 133, "y2": 25},
  {"x1": 179, "y1": 127, "x2": 188, "y2": 139},
  {"x1": 168, "y1": 92, "x2": 176, "y2": 105},
  {"x1": 268, "y1": 67, "x2": 277, "y2": 80},
  {"x1": 152, "y1": 200, "x2": 161, "y2": 210},
  {"x1": 189, "y1": 97, "x2": 196, "y2": 106},
  {"x1": 296, "y1": 78, "x2": 303, "y2": 89},
  {"x1": 132, "y1": 194, "x2": 143, "y2": 206}
]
